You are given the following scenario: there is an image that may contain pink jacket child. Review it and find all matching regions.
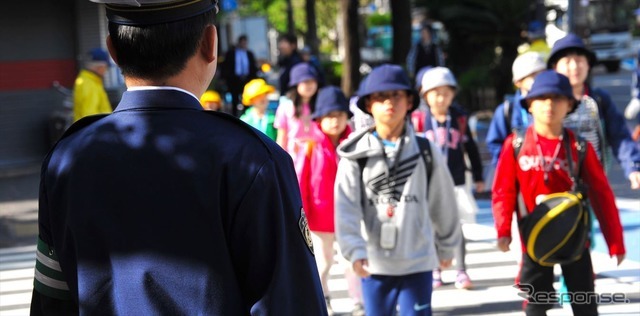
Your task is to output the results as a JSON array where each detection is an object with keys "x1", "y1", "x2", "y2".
[
  {"x1": 298, "y1": 86, "x2": 353, "y2": 232},
  {"x1": 296, "y1": 86, "x2": 354, "y2": 313}
]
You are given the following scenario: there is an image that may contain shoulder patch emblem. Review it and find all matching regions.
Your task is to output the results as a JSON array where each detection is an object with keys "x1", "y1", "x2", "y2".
[{"x1": 299, "y1": 207, "x2": 314, "y2": 255}]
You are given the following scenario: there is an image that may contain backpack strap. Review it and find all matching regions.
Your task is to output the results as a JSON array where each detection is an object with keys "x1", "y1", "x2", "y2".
[
  {"x1": 511, "y1": 128, "x2": 526, "y2": 158},
  {"x1": 511, "y1": 128, "x2": 528, "y2": 219},
  {"x1": 415, "y1": 136, "x2": 434, "y2": 189},
  {"x1": 503, "y1": 98, "x2": 513, "y2": 133},
  {"x1": 456, "y1": 115, "x2": 468, "y2": 140}
]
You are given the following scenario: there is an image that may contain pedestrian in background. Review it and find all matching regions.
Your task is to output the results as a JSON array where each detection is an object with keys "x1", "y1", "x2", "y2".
[
  {"x1": 275, "y1": 62, "x2": 322, "y2": 169},
  {"x1": 72, "y1": 47, "x2": 112, "y2": 122},
  {"x1": 30, "y1": 0, "x2": 327, "y2": 314},
  {"x1": 277, "y1": 33, "x2": 302, "y2": 96},
  {"x1": 624, "y1": 46, "x2": 640, "y2": 141},
  {"x1": 335, "y1": 64, "x2": 461, "y2": 316},
  {"x1": 297, "y1": 86, "x2": 352, "y2": 315},
  {"x1": 200, "y1": 90, "x2": 223, "y2": 111},
  {"x1": 406, "y1": 22, "x2": 444, "y2": 80},
  {"x1": 548, "y1": 33, "x2": 640, "y2": 189},
  {"x1": 419, "y1": 67, "x2": 484, "y2": 290},
  {"x1": 517, "y1": 20, "x2": 551, "y2": 60},
  {"x1": 221, "y1": 34, "x2": 258, "y2": 116},
  {"x1": 492, "y1": 70, "x2": 625, "y2": 315},
  {"x1": 240, "y1": 78, "x2": 277, "y2": 140},
  {"x1": 300, "y1": 46, "x2": 325, "y2": 86},
  {"x1": 486, "y1": 52, "x2": 546, "y2": 167}
]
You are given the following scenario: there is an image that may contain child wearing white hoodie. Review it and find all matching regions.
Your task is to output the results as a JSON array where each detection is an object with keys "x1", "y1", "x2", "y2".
[{"x1": 335, "y1": 64, "x2": 461, "y2": 316}]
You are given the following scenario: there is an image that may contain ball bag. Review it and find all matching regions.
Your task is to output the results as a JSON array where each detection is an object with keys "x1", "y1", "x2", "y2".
[{"x1": 519, "y1": 192, "x2": 589, "y2": 267}]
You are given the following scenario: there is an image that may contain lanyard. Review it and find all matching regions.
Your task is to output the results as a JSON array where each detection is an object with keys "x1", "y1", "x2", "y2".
[
  {"x1": 533, "y1": 131, "x2": 563, "y2": 184},
  {"x1": 373, "y1": 130, "x2": 406, "y2": 218},
  {"x1": 430, "y1": 115, "x2": 451, "y2": 160}
]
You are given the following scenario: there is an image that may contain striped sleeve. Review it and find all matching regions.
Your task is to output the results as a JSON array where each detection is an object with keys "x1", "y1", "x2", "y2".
[{"x1": 33, "y1": 237, "x2": 71, "y2": 300}]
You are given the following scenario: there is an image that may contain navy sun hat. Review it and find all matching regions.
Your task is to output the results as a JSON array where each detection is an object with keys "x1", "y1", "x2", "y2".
[
  {"x1": 547, "y1": 33, "x2": 596, "y2": 69},
  {"x1": 288, "y1": 62, "x2": 319, "y2": 88},
  {"x1": 520, "y1": 70, "x2": 578, "y2": 114},
  {"x1": 89, "y1": 48, "x2": 112, "y2": 66},
  {"x1": 312, "y1": 86, "x2": 353, "y2": 120},
  {"x1": 356, "y1": 64, "x2": 420, "y2": 115}
]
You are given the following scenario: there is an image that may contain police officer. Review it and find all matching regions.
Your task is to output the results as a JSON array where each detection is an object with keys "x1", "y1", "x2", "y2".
[{"x1": 30, "y1": 1, "x2": 327, "y2": 315}]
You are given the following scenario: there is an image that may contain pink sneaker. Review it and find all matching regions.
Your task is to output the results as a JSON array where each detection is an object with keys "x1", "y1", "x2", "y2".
[
  {"x1": 432, "y1": 269, "x2": 442, "y2": 289},
  {"x1": 455, "y1": 271, "x2": 473, "y2": 289}
]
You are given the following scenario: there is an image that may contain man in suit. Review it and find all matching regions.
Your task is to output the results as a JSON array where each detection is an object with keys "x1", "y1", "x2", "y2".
[{"x1": 222, "y1": 34, "x2": 258, "y2": 116}]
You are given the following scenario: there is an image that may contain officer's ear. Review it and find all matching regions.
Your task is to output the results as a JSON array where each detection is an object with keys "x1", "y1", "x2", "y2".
[
  {"x1": 200, "y1": 25, "x2": 217, "y2": 64},
  {"x1": 106, "y1": 36, "x2": 119, "y2": 66}
]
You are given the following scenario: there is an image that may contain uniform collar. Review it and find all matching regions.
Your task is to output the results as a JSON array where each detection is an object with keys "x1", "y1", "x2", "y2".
[{"x1": 114, "y1": 87, "x2": 203, "y2": 112}]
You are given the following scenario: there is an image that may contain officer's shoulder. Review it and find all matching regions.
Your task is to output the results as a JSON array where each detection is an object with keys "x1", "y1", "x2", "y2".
[{"x1": 201, "y1": 110, "x2": 283, "y2": 157}]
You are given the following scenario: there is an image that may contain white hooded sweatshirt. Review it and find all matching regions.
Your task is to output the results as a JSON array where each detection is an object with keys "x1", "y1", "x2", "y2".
[{"x1": 335, "y1": 122, "x2": 461, "y2": 276}]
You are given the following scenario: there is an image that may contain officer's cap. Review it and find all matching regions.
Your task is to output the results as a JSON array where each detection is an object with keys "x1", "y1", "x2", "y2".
[{"x1": 90, "y1": 0, "x2": 219, "y2": 26}]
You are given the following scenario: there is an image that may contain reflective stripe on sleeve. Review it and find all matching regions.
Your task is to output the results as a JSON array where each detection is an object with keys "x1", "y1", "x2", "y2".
[{"x1": 33, "y1": 237, "x2": 72, "y2": 300}]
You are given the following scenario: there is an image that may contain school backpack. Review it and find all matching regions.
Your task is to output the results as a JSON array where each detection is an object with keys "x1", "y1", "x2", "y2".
[{"x1": 512, "y1": 128, "x2": 590, "y2": 266}]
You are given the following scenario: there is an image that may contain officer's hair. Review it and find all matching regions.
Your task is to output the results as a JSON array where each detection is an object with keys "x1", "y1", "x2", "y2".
[{"x1": 108, "y1": 10, "x2": 216, "y2": 81}]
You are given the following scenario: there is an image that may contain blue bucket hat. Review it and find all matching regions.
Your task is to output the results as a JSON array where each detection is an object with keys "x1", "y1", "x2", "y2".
[
  {"x1": 356, "y1": 64, "x2": 420, "y2": 115},
  {"x1": 520, "y1": 70, "x2": 578, "y2": 113},
  {"x1": 547, "y1": 33, "x2": 596, "y2": 69},
  {"x1": 89, "y1": 48, "x2": 112, "y2": 66},
  {"x1": 312, "y1": 86, "x2": 353, "y2": 120},
  {"x1": 288, "y1": 62, "x2": 319, "y2": 88}
]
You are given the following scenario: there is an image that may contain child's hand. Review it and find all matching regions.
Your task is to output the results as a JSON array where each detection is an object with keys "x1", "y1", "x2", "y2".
[
  {"x1": 615, "y1": 254, "x2": 626, "y2": 266},
  {"x1": 497, "y1": 237, "x2": 511, "y2": 252},
  {"x1": 439, "y1": 259, "x2": 453, "y2": 268},
  {"x1": 353, "y1": 259, "x2": 371, "y2": 278},
  {"x1": 474, "y1": 181, "x2": 485, "y2": 193}
]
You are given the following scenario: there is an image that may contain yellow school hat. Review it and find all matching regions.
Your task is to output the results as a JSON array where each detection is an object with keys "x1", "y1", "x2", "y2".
[
  {"x1": 242, "y1": 79, "x2": 275, "y2": 106},
  {"x1": 200, "y1": 90, "x2": 221, "y2": 107}
]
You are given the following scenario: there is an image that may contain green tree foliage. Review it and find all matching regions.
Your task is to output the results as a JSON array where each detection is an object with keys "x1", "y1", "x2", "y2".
[{"x1": 415, "y1": 0, "x2": 528, "y2": 112}]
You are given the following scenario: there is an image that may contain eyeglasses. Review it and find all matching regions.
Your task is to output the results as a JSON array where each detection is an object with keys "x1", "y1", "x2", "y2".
[{"x1": 368, "y1": 91, "x2": 408, "y2": 102}]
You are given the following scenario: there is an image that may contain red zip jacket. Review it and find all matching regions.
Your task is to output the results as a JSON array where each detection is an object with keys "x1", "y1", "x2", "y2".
[{"x1": 491, "y1": 127, "x2": 625, "y2": 256}]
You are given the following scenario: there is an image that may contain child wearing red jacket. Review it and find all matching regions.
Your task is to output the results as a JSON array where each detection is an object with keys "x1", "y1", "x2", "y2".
[
  {"x1": 491, "y1": 70, "x2": 625, "y2": 316},
  {"x1": 298, "y1": 86, "x2": 355, "y2": 314}
]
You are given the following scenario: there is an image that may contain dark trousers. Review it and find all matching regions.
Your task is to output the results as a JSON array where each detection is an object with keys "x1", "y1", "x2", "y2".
[
  {"x1": 226, "y1": 75, "x2": 250, "y2": 117},
  {"x1": 361, "y1": 271, "x2": 433, "y2": 316},
  {"x1": 519, "y1": 248, "x2": 597, "y2": 316}
]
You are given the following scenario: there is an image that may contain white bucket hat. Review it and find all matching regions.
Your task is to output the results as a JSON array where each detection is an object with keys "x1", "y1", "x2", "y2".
[
  {"x1": 420, "y1": 67, "x2": 457, "y2": 96},
  {"x1": 512, "y1": 52, "x2": 546, "y2": 83}
]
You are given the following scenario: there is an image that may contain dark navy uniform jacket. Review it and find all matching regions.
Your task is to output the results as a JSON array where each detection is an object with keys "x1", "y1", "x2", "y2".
[{"x1": 31, "y1": 88, "x2": 327, "y2": 315}]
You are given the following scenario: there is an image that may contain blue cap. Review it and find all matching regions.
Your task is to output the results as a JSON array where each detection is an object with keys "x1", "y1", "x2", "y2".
[
  {"x1": 288, "y1": 63, "x2": 319, "y2": 88},
  {"x1": 356, "y1": 64, "x2": 419, "y2": 114},
  {"x1": 89, "y1": 48, "x2": 113, "y2": 67},
  {"x1": 520, "y1": 70, "x2": 578, "y2": 113},
  {"x1": 527, "y1": 20, "x2": 545, "y2": 39},
  {"x1": 547, "y1": 33, "x2": 596, "y2": 68},
  {"x1": 312, "y1": 86, "x2": 352, "y2": 120}
]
